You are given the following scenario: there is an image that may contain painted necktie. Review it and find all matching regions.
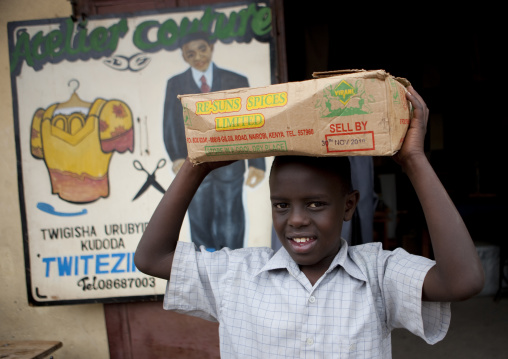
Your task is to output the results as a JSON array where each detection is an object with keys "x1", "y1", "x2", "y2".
[{"x1": 200, "y1": 75, "x2": 210, "y2": 93}]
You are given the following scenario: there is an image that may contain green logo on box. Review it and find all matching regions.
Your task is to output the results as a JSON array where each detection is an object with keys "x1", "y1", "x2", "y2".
[
  {"x1": 332, "y1": 80, "x2": 355, "y2": 105},
  {"x1": 183, "y1": 104, "x2": 191, "y2": 126},
  {"x1": 317, "y1": 79, "x2": 371, "y2": 118}
]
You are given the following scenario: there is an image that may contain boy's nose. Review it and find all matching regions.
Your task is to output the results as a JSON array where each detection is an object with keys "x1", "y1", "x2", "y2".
[{"x1": 288, "y1": 208, "x2": 310, "y2": 228}]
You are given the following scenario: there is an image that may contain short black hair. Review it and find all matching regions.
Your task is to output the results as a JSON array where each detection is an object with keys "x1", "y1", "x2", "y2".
[
  {"x1": 270, "y1": 155, "x2": 353, "y2": 193},
  {"x1": 178, "y1": 31, "x2": 213, "y2": 48}
]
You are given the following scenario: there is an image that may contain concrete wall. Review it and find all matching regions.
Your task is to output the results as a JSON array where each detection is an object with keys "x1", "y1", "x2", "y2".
[{"x1": 0, "y1": 0, "x2": 110, "y2": 357}]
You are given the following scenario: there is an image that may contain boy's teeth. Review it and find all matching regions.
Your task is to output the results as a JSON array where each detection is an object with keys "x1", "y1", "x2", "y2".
[{"x1": 293, "y1": 237, "x2": 310, "y2": 243}]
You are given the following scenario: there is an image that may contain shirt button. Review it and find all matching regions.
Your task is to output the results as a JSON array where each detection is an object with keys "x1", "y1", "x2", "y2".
[
  {"x1": 306, "y1": 338, "x2": 314, "y2": 346},
  {"x1": 308, "y1": 296, "x2": 316, "y2": 303}
]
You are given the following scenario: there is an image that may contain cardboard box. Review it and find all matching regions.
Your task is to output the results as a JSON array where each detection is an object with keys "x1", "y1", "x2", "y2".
[{"x1": 179, "y1": 69, "x2": 411, "y2": 163}]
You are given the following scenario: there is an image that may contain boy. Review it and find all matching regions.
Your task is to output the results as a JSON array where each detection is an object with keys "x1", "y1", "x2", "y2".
[
  {"x1": 135, "y1": 87, "x2": 484, "y2": 358},
  {"x1": 162, "y1": 31, "x2": 265, "y2": 250}
]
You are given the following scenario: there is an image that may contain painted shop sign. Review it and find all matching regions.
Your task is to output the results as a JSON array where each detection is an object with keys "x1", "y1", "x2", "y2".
[{"x1": 8, "y1": 1, "x2": 275, "y2": 305}]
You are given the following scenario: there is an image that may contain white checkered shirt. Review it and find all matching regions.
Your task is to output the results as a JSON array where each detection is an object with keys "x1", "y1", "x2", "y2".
[{"x1": 164, "y1": 239, "x2": 450, "y2": 358}]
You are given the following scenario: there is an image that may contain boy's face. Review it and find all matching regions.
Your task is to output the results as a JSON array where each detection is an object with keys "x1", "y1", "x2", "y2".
[
  {"x1": 270, "y1": 161, "x2": 358, "y2": 273},
  {"x1": 181, "y1": 39, "x2": 214, "y2": 72}
]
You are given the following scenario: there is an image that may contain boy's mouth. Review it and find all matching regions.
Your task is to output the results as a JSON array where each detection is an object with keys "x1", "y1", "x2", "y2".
[
  {"x1": 288, "y1": 236, "x2": 317, "y2": 253},
  {"x1": 293, "y1": 237, "x2": 313, "y2": 243}
]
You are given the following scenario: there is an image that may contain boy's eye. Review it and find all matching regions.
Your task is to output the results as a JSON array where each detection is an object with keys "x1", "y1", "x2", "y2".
[
  {"x1": 274, "y1": 203, "x2": 288, "y2": 209},
  {"x1": 308, "y1": 202, "x2": 325, "y2": 208}
]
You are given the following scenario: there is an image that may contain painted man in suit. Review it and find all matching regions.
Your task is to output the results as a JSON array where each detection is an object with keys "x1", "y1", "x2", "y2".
[{"x1": 163, "y1": 31, "x2": 265, "y2": 250}]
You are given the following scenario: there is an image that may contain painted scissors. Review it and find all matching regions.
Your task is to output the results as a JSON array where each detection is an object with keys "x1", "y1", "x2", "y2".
[{"x1": 133, "y1": 159, "x2": 166, "y2": 200}]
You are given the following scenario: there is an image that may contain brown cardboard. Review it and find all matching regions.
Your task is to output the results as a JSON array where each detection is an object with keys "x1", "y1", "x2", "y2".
[{"x1": 178, "y1": 69, "x2": 411, "y2": 163}]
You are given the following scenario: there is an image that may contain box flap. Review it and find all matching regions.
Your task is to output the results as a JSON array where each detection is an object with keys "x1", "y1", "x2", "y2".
[
  {"x1": 312, "y1": 69, "x2": 367, "y2": 79},
  {"x1": 394, "y1": 77, "x2": 411, "y2": 87},
  {"x1": 313, "y1": 69, "x2": 411, "y2": 87}
]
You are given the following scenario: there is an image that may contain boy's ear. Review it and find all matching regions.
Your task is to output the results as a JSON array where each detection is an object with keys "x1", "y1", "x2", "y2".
[{"x1": 343, "y1": 190, "x2": 359, "y2": 221}]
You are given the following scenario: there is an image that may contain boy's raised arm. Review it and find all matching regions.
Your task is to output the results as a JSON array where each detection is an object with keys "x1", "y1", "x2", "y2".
[
  {"x1": 396, "y1": 87, "x2": 485, "y2": 302},
  {"x1": 134, "y1": 158, "x2": 231, "y2": 280}
]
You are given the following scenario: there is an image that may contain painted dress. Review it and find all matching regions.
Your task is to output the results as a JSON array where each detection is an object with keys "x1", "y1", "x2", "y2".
[{"x1": 30, "y1": 98, "x2": 134, "y2": 203}]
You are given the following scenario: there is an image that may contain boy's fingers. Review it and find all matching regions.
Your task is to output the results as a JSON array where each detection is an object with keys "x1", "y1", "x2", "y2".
[
  {"x1": 406, "y1": 87, "x2": 425, "y2": 113},
  {"x1": 405, "y1": 86, "x2": 429, "y2": 127},
  {"x1": 406, "y1": 86, "x2": 425, "y2": 104}
]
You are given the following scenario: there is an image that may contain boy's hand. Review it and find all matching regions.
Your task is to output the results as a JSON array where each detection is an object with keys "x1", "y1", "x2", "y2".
[
  {"x1": 393, "y1": 86, "x2": 429, "y2": 168},
  {"x1": 188, "y1": 157, "x2": 237, "y2": 176},
  {"x1": 173, "y1": 158, "x2": 233, "y2": 175}
]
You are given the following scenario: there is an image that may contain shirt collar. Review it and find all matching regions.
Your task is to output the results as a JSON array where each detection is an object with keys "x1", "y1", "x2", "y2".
[
  {"x1": 255, "y1": 238, "x2": 367, "y2": 282},
  {"x1": 191, "y1": 62, "x2": 214, "y2": 89}
]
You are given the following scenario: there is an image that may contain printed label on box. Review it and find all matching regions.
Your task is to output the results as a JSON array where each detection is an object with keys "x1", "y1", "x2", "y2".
[
  {"x1": 205, "y1": 141, "x2": 287, "y2": 156},
  {"x1": 325, "y1": 132, "x2": 375, "y2": 153}
]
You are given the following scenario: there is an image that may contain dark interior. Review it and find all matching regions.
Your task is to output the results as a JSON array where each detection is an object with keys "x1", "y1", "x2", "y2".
[{"x1": 283, "y1": 8, "x2": 506, "y2": 256}]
